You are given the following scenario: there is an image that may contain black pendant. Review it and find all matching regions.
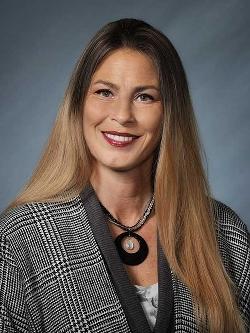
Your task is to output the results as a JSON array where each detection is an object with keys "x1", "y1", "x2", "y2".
[{"x1": 115, "y1": 231, "x2": 148, "y2": 266}]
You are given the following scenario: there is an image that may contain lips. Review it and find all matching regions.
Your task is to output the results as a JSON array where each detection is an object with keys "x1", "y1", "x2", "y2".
[{"x1": 102, "y1": 131, "x2": 139, "y2": 147}]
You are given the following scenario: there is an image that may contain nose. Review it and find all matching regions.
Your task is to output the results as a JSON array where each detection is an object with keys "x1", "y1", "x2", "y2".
[{"x1": 110, "y1": 98, "x2": 135, "y2": 125}]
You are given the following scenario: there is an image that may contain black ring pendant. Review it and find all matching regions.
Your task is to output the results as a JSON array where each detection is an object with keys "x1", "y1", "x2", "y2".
[{"x1": 115, "y1": 231, "x2": 148, "y2": 266}]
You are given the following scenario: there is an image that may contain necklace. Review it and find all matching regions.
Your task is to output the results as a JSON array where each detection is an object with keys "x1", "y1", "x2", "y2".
[{"x1": 100, "y1": 195, "x2": 155, "y2": 266}]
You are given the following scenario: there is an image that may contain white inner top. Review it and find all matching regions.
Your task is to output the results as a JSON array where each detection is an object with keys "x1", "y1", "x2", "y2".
[{"x1": 134, "y1": 282, "x2": 158, "y2": 331}]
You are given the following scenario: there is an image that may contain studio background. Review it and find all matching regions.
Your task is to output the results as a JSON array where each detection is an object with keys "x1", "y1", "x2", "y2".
[{"x1": 0, "y1": 0, "x2": 249, "y2": 227}]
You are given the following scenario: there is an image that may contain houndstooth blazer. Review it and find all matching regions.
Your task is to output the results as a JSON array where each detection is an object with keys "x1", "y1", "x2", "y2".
[{"x1": 0, "y1": 184, "x2": 249, "y2": 332}]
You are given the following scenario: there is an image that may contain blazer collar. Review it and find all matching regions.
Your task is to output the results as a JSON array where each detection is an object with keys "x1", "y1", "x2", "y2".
[{"x1": 80, "y1": 184, "x2": 174, "y2": 333}]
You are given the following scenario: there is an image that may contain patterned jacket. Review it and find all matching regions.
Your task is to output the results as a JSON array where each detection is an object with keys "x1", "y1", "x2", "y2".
[{"x1": 0, "y1": 184, "x2": 249, "y2": 332}]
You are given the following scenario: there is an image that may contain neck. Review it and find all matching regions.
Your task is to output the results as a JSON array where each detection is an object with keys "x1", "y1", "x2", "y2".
[{"x1": 90, "y1": 162, "x2": 153, "y2": 227}]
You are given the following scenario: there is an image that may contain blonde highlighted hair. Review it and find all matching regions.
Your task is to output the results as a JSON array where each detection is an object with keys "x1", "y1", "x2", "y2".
[{"x1": 8, "y1": 19, "x2": 246, "y2": 332}]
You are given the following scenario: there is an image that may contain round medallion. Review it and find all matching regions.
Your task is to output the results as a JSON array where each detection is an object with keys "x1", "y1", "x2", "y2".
[
  {"x1": 121, "y1": 236, "x2": 140, "y2": 253},
  {"x1": 124, "y1": 238, "x2": 134, "y2": 250},
  {"x1": 115, "y1": 231, "x2": 148, "y2": 265}
]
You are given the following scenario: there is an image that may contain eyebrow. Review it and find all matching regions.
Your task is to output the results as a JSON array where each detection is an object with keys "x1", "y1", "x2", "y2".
[{"x1": 92, "y1": 80, "x2": 160, "y2": 92}]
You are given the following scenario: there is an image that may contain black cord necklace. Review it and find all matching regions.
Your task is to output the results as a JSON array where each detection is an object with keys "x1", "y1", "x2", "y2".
[{"x1": 100, "y1": 195, "x2": 155, "y2": 266}]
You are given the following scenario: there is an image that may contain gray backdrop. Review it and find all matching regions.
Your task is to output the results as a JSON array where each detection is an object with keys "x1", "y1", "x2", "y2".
[{"x1": 0, "y1": 0, "x2": 249, "y2": 227}]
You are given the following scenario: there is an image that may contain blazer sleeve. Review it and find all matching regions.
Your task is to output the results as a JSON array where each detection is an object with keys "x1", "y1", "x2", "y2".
[
  {"x1": 213, "y1": 200, "x2": 250, "y2": 329},
  {"x1": 0, "y1": 233, "x2": 30, "y2": 332}
]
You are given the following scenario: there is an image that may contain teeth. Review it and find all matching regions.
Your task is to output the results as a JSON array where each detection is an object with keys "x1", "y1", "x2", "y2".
[{"x1": 105, "y1": 133, "x2": 134, "y2": 142}]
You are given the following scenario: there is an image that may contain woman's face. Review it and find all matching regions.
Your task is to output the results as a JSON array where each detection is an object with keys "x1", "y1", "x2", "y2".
[{"x1": 83, "y1": 48, "x2": 163, "y2": 172}]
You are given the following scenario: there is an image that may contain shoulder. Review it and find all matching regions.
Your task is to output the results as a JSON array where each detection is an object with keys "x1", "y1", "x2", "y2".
[
  {"x1": 212, "y1": 198, "x2": 249, "y2": 242},
  {"x1": 211, "y1": 199, "x2": 249, "y2": 284},
  {"x1": 0, "y1": 196, "x2": 87, "y2": 272},
  {"x1": 212, "y1": 198, "x2": 249, "y2": 255},
  {"x1": 0, "y1": 196, "x2": 83, "y2": 240},
  {"x1": 212, "y1": 199, "x2": 249, "y2": 321},
  {"x1": 0, "y1": 203, "x2": 33, "y2": 238}
]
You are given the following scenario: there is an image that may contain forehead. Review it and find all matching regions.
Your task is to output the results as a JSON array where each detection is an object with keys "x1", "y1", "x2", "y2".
[{"x1": 91, "y1": 48, "x2": 159, "y2": 85}]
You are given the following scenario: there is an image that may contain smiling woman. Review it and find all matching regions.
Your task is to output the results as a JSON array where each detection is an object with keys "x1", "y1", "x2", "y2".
[
  {"x1": 83, "y1": 48, "x2": 163, "y2": 172},
  {"x1": 0, "y1": 18, "x2": 249, "y2": 333}
]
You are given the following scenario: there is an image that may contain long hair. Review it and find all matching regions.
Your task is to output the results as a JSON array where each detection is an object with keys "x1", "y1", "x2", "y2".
[{"x1": 7, "y1": 18, "x2": 246, "y2": 332}]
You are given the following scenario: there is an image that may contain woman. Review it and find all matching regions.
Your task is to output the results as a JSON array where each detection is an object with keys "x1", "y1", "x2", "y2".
[{"x1": 0, "y1": 18, "x2": 249, "y2": 333}]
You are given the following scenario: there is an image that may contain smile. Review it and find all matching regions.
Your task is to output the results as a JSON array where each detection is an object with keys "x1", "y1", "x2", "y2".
[{"x1": 102, "y1": 131, "x2": 139, "y2": 147}]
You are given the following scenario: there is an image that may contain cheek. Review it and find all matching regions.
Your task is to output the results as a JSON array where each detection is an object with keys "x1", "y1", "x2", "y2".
[
  {"x1": 139, "y1": 110, "x2": 163, "y2": 135},
  {"x1": 83, "y1": 100, "x2": 107, "y2": 129}
]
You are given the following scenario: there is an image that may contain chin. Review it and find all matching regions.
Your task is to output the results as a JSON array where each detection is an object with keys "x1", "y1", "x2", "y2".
[
  {"x1": 106, "y1": 163, "x2": 137, "y2": 172},
  {"x1": 103, "y1": 156, "x2": 152, "y2": 173}
]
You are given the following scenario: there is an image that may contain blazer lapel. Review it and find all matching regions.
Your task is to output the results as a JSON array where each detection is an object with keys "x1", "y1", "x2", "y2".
[
  {"x1": 80, "y1": 184, "x2": 174, "y2": 333},
  {"x1": 153, "y1": 234, "x2": 175, "y2": 333}
]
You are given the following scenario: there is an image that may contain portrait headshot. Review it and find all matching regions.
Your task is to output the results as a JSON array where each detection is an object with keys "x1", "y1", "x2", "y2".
[{"x1": 0, "y1": 1, "x2": 249, "y2": 332}]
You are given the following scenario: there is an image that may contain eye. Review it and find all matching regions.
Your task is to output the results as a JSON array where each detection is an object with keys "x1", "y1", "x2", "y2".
[
  {"x1": 95, "y1": 89, "x2": 113, "y2": 98},
  {"x1": 136, "y1": 93, "x2": 154, "y2": 102}
]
